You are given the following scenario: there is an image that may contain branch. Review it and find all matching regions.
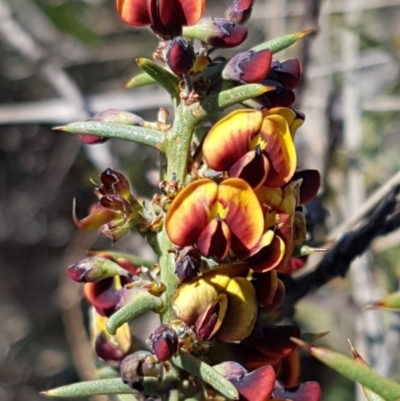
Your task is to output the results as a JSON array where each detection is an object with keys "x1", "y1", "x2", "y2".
[{"x1": 282, "y1": 184, "x2": 400, "y2": 314}]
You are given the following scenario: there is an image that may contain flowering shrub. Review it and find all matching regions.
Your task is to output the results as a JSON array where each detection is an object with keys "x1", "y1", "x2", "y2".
[{"x1": 42, "y1": 1, "x2": 400, "y2": 401}]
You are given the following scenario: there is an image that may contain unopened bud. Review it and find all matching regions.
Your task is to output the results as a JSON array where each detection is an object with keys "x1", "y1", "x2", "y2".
[
  {"x1": 166, "y1": 37, "x2": 196, "y2": 76},
  {"x1": 222, "y1": 49, "x2": 272, "y2": 83},
  {"x1": 120, "y1": 351, "x2": 158, "y2": 391},
  {"x1": 175, "y1": 246, "x2": 201, "y2": 283},
  {"x1": 66, "y1": 256, "x2": 129, "y2": 283},
  {"x1": 183, "y1": 18, "x2": 248, "y2": 48},
  {"x1": 94, "y1": 332, "x2": 127, "y2": 361},
  {"x1": 225, "y1": 0, "x2": 254, "y2": 25},
  {"x1": 150, "y1": 324, "x2": 179, "y2": 361},
  {"x1": 269, "y1": 59, "x2": 302, "y2": 90}
]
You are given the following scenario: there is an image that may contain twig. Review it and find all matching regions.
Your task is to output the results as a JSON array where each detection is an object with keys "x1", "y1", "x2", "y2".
[{"x1": 282, "y1": 183, "x2": 400, "y2": 314}]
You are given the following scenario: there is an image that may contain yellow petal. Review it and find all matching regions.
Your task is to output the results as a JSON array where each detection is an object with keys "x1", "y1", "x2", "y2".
[{"x1": 217, "y1": 277, "x2": 257, "y2": 342}]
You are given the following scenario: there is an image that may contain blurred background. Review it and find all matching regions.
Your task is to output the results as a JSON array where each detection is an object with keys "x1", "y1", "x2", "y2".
[{"x1": 0, "y1": 0, "x2": 399, "y2": 400}]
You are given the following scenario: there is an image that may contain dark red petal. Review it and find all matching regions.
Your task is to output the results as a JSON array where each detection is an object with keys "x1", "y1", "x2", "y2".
[
  {"x1": 273, "y1": 381, "x2": 322, "y2": 401},
  {"x1": 291, "y1": 169, "x2": 321, "y2": 205},
  {"x1": 197, "y1": 219, "x2": 231, "y2": 260},
  {"x1": 229, "y1": 151, "x2": 269, "y2": 189},
  {"x1": 231, "y1": 365, "x2": 275, "y2": 401}
]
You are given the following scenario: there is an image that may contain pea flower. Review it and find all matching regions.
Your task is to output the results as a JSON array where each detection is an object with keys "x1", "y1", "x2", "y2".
[
  {"x1": 255, "y1": 181, "x2": 307, "y2": 273},
  {"x1": 91, "y1": 308, "x2": 131, "y2": 361},
  {"x1": 165, "y1": 178, "x2": 264, "y2": 260},
  {"x1": 73, "y1": 169, "x2": 143, "y2": 242},
  {"x1": 203, "y1": 108, "x2": 303, "y2": 190},
  {"x1": 173, "y1": 264, "x2": 257, "y2": 342},
  {"x1": 116, "y1": 0, "x2": 206, "y2": 39},
  {"x1": 213, "y1": 362, "x2": 276, "y2": 401}
]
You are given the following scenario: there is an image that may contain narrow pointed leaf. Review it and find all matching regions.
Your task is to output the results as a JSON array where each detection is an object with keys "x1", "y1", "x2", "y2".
[
  {"x1": 366, "y1": 292, "x2": 400, "y2": 311},
  {"x1": 251, "y1": 29, "x2": 315, "y2": 53},
  {"x1": 107, "y1": 293, "x2": 163, "y2": 335},
  {"x1": 89, "y1": 250, "x2": 154, "y2": 269},
  {"x1": 172, "y1": 352, "x2": 239, "y2": 400},
  {"x1": 41, "y1": 378, "x2": 164, "y2": 398},
  {"x1": 190, "y1": 84, "x2": 273, "y2": 122},
  {"x1": 348, "y1": 340, "x2": 386, "y2": 401},
  {"x1": 124, "y1": 72, "x2": 156, "y2": 89},
  {"x1": 54, "y1": 122, "x2": 165, "y2": 151},
  {"x1": 136, "y1": 58, "x2": 180, "y2": 98},
  {"x1": 41, "y1": 378, "x2": 134, "y2": 397},
  {"x1": 292, "y1": 338, "x2": 400, "y2": 401}
]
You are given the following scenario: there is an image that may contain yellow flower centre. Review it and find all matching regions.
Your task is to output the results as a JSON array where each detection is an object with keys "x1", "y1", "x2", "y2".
[
  {"x1": 206, "y1": 201, "x2": 229, "y2": 221},
  {"x1": 249, "y1": 133, "x2": 267, "y2": 152}
]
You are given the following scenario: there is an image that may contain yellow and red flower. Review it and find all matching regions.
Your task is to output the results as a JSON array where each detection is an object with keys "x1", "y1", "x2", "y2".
[
  {"x1": 116, "y1": 0, "x2": 206, "y2": 39},
  {"x1": 165, "y1": 178, "x2": 264, "y2": 260},
  {"x1": 203, "y1": 108, "x2": 303, "y2": 190},
  {"x1": 173, "y1": 264, "x2": 257, "y2": 342},
  {"x1": 255, "y1": 181, "x2": 306, "y2": 273}
]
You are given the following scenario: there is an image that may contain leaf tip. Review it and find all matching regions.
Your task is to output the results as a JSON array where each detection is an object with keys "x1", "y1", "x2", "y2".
[
  {"x1": 53, "y1": 125, "x2": 67, "y2": 132},
  {"x1": 301, "y1": 28, "x2": 317, "y2": 38},
  {"x1": 290, "y1": 336, "x2": 312, "y2": 350}
]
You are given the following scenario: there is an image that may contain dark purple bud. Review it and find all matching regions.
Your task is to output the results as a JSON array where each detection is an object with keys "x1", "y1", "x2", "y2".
[
  {"x1": 83, "y1": 278, "x2": 121, "y2": 317},
  {"x1": 175, "y1": 246, "x2": 201, "y2": 283},
  {"x1": 98, "y1": 168, "x2": 132, "y2": 198},
  {"x1": 225, "y1": 0, "x2": 254, "y2": 25},
  {"x1": 66, "y1": 256, "x2": 129, "y2": 283},
  {"x1": 243, "y1": 80, "x2": 295, "y2": 110},
  {"x1": 150, "y1": 324, "x2": 178, "y2": 361},
  {"x1": 166, "y1": 37, "x2": 196, "y2": 76},
  {"x1": 95, "y1": 333, "x2": 127, "y2": 361},
  {"x1": 185, "y1": 18, "x2": 248, "y2": 48},
  {"x1": 269, "y1": 59, "x2": 302, "y2": 90},
  {"x1": 120, "y1": 351, "x2": 156, "y2": 391},
  {"x1": 222, "y1": 49, "x2": 272, "y2": 83}
]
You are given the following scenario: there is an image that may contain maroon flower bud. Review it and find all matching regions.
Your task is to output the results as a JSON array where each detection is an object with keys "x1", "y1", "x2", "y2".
[
  {"x1": 244, "y1": 80, "x2": 295, "y2": 110},
  {"x1": 166, "y1": 37, "x2": 196, "y2": 76},
  {"x1": 225, "y1": 0, "x2": 254, "y2": 25},
  {"x1": 66, "y1": 256, "x2": 130, "y2": 283},
  {"x1": 184, "y1": 18, "x2": 248, "y2": 48},
  {"x1": 120, "y1": 351, "x2": 159, "y2": 391},
  {"x1": 116, "y1": 0, "x2": 206, "y2": 40},
  {"x1": 94, "y1": 332, "x2": 127, "y2": 361},
  {"x1": 175, "y1": 246, "x2": 201, "y2": 283},
  {"x1": 84, "y1": 278, "x2": 121, "y2": 316},
  {"x1": 150, "y1": 324, "x2": 179, "y2": 361},
  {"x1": 222, "y1": 49, "x2": 272, "y2": 83},
  {"x1": 79, "y1": 109, "x2": 144, "y2": 144},
  {"x1": 269, "y1": 59, "x2": 302, "y2": 90}
]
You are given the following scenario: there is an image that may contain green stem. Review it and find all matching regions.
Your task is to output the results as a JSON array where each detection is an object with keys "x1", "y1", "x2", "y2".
[
  {"x1": 107, "y1": 293, "x2": 163, "y2": 335},
  {"x1": 158, "y1": 102, "x2": 198, "y2": 324}
]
